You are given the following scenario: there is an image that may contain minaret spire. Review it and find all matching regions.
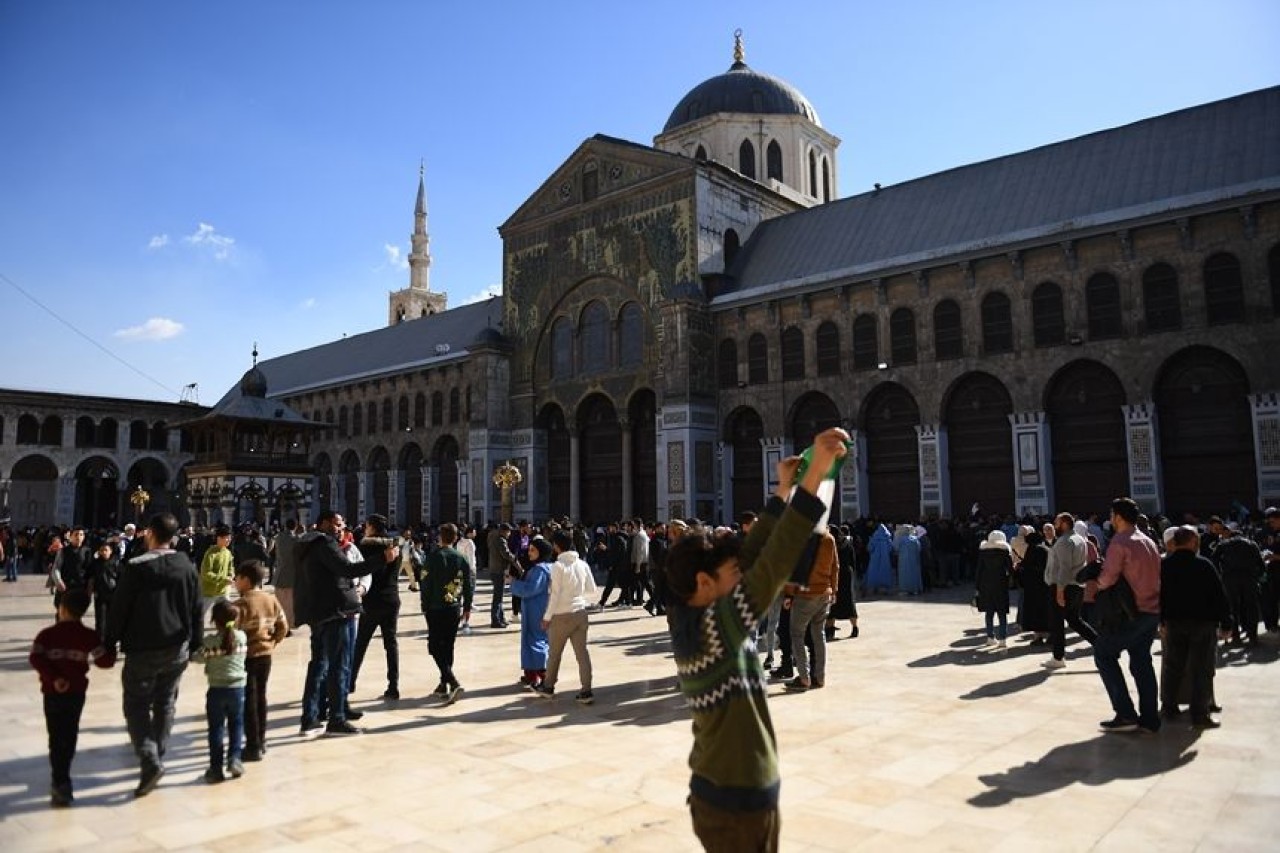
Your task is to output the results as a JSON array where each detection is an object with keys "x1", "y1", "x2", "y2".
[
  {"x1": 409, "y1": 161, "x2": 431, "y2": 291},
  {"x1": 732, "y1": 28, "x2": 745, "y2": 67}
]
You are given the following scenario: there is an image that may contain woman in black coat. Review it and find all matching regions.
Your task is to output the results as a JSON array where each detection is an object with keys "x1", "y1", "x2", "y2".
[
  {"x1": 975, "y1": 530, "x2": 1013, "y2": 648},
  {"x1": 1016, "y1": 529, "x2": 1052, "y2": 644}
]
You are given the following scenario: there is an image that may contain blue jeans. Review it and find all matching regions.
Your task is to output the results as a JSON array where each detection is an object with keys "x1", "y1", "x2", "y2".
[
  {"x1": 4, "y1": 556, "x2": 17, "y2": 581},
  {"x1": 984, "y1": 611, "x2": 1007, "y2": 640},
  {"x1": 121, "y1": 645, "x2": 189, "y2": 769},
  {"x1": 1094, "y1": 612, "x2": 1160, "y2": 729},
  {"x1": 206, "y1": 686, "x2": 244, "y2": 768},
  {"x1": 302, "y1": 618, "x2": 351, "y2": 725}
]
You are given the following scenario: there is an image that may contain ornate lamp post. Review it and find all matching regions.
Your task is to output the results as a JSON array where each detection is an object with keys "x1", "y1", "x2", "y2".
[
  {"x1": 130, "y1": 485, "x2": 151, "y2": 522},
  {"x1": 492, "y1": 460, "x2": 522, "y2": 525}
]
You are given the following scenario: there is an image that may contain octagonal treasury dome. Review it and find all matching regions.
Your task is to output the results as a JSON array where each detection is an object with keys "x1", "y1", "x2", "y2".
[{"x1": 662, "y1": 31, "x2": 821, "y2": 134}]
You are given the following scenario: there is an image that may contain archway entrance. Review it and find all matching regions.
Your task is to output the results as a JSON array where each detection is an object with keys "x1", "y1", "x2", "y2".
[
  {"x1": 314, "y1": 453, "x2": 333, "y2": 515},
  {"x1": 945, "y1": 373, "x2": 1014, "y2": 516},
  {"x1": 1045, "y1": 361, "x2": 1128, "y2": 516},
  {"x1": 629, "y1": 391, "x2": 657, "y2": 523},
  {"x1": 126, "y1": 458, "x2": 171, "y2": 522},
  {"x1": 578, "y1": 394, "x2": 621, "y2": 524},
  {"x1": 726, "y1": 408, "x2": 764, "y2": 520},
  {"x1": 368, "y1": 447, "x2": 391, "y2": 520},
  {"x1": 9, "y1": 455, "x2": 58, "y2": 528},
  {"x1": 433, "y1": 436, "x2": 460, "y2": 524},
  {"x1": 339, "y1": 451, "x2": 361, "y2": 523},
  {"x1": 398, "y1": 443, "x2": 423, "y2": 529},
  {"x1": 1155, "y1": 347, "x2": 1255, "y2": 516},
  {"x1": 75, "y1": 456, "x2": 120, "y2": 529},
  {"x1": 791, "y1": 392, "x2": 843, "y2": 521},
  {"x1": 538, "y1": 405, "x2": 571, "y2": 520},
  {"x1": 862, "y1": 383, "x2": 921, "y2": 522}
]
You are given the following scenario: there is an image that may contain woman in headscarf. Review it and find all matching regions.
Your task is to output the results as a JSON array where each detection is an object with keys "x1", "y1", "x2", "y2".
[
  {"x1": 866, "y1": 522, "x2": 895, "y2": 594},
  {"x1": 510, "y1": 537, "x2": 553, "y2": 690},
  {"x1": 1015, "y1": 526, "x2": 1053, "y2": 645},
  {"x1": 975, "y1": 530, "x2": 1013, "y2": 648},
  {"x1": 894, "y1": 525, "x2": 923, "y2": 595}
]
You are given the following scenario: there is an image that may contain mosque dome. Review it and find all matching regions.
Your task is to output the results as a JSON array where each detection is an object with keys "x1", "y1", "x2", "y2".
[
  {"x1": 471, "y1": 326, "x2": 508, "y2": 348},
  {"x1": 662, "y1": 31, "x2": 820, "y2": 134},
  {"x1": 239, "y1": 365, "x2": 268, "y2": 398}
]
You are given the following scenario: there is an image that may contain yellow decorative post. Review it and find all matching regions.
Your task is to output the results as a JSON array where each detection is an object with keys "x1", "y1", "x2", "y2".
[
  {"x1": 491, "y1": 460, "x2": 522, "y2": 526},
  {"x1": 130, "y1": 485, "x2": 151, "y2": 523}
]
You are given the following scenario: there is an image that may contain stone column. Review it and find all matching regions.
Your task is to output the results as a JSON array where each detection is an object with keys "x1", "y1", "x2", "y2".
[
  {"x1": 760, "y1": 436, "x2": 788, "y2": 511},
  {"x1": 456, "y1": 459, "x2": 471, "y2": 528},
  {"x1": 391, "y1": 469, "x2": 405, "y2": 527},
  {"x1": 56, "y1": 476, "x2": 75, "y2": 525},
  {"x1": 716, "y1": 441, "x2": 730, "y2": 526},
  {"x1": 329, "y1": 474, "x2": 341, "y2": 519},
  {"x1": 1251, "y1": 391, "x2": 1280, "y2": 508},
  {"x1": 356, "y1": 471, "x2": 368, "y2": 522},
  {"x1": 1123, "y1": 402, "x2": 1165, "y2": 514},
  {"x1": 620, "y1": 417, "x2": 633, "y2": 521},
  {"x1": 840, "y1": 429, "x2": 866, "y2": 519},
  {"x1": 1008, "y1": 412, "x2": 1051, "y2": 516},
  {"x1": 569, "y1": 425, "x2": 581, "y2": 522},
  {"x1": 915, "y1": 424, "x2": 949, "y2": 518},
  {"x1": 422, "y1": 466, "x2": 435, "y2": 525}
]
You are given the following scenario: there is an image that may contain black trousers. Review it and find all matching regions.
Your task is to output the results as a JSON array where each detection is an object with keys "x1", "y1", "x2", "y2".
[
  {"x1": 598, "y1": 565, "x2": 627, "y2": 606},
  {"x1": 1161, "y1": 619, "x2": 1217, "y2": 716},
  {"x1": 351, "y1": 604, "x2": 400, "y2": 693},
  {"x1": 1223, "y1": 574, "x2": 1261, "y2": 640},
  {"x1": 1263, "y1": 565, "x2": 1280, "y2": 632},
  {"x1": 244, "y1": 655, "x2": 272, "y2": 752},
  {"x1": 425, "y1": 608, "x2": 461, "y2": 688},
  {"x1": 1050, "y1": 585, "x2": 1097, "y2": 661},
  {"x1": 44, "y1": 692, "x2": 86, "y2": 787}
]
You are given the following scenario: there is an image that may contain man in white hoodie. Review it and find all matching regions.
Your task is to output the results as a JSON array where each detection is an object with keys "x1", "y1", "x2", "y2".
[{"x1": 534, "y1": 529, "x2": 598, "y2": 704}]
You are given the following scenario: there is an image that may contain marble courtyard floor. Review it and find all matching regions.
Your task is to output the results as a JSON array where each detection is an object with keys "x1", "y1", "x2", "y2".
[{"x1": 2, "y1": 575, "x2": 1277, "y2": 852}]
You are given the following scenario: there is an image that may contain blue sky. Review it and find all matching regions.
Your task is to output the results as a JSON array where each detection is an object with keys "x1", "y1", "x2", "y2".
[{"x1": 1, "y1": 0, "x2": 1277, "y2": 403}]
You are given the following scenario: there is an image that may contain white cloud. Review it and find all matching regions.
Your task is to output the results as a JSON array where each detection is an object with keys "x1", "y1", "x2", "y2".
[
  {"x1": 459, "y1": 283, "x2": 502, "y2": 305},
  {"x1": 183, "y1": 222, "x2": 235, "y2": 261},
  {"x1": 147, "y1": 234, "x2": 170, "y2": 250},
  {"x1": 300, "y1": 297, "x2": 316, "y2": 310},
  {"x1": 114, "y1": 317, "x2": 185, "y2": 342},
  {"x1": 383, "y1": 242, "x2": 409, "y2": 270}
]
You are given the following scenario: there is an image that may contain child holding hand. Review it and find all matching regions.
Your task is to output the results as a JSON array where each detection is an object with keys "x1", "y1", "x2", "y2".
[{"x1": 200, "y1": 599, "x2": 248, "y2": 783}]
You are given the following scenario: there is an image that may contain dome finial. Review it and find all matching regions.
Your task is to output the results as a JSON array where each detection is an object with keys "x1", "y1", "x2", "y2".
[
  {"x1": 251, "y1": 342, "x2": 258, "y2": 366},
  {"x1": 733, "y1": 28, "x2": 744, "y2": 65}
]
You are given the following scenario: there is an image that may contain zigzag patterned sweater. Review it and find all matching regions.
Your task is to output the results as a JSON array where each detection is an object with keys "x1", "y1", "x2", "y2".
[{"x1": 669, "y1": 488, "x2": 825, "y2": 811}]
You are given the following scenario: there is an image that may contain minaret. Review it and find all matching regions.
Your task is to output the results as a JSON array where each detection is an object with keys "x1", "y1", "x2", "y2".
[{"x1": 389, "y1": 162, "x2": 447, "y2": 325}]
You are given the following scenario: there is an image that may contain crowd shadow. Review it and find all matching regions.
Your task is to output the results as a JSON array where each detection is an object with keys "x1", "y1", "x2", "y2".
[
  {"x1": 969, "y1": 727, "x2": 1203, "y2": 807},
  {"x1": 1219, "y1": 642, "x2": 1279, "y2": 667}
]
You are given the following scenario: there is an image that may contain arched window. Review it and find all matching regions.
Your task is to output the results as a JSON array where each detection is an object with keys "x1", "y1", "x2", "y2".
[
  {"x1": 781, "y1": 326, "x2": 805, "y2": 380},
  {"x1": 550, "y1": 317, "x2": 572, "y2": 379},
  {"x1": 619, "y1": 303, "x2": 644, "y2": 367},
  {"x1": 75, "y1": 416, "x2": 95, "y2": 448},
  {"x1": 1269, "y1": 244, "x2": 1280, "y2": 315},
  {"x1": 718, "y1": 339, "x2": 739, "y2": 388},
  {"x1": 381, "y1": 399, "x2": 393, "y2": 433},
  {"x1": 933, "y1": 300, "x2": 963, "y2": 360},
  {"x1": 398, "y1": 396, "x2": 410, "y2": 431},
  {"x1": 338, "y1": 406, "x2": 349, "y2": 438},
  {"x1": 724, "y1": 229, "x2": 740, "y2": 269},
  {"x1": 1204, "y1": 252, "x2": 1245, "y2": 325},
  {"x1": 580, "y1": 301, "x2": 610, "y2": 373},
  {"x1": 17, "y1": 413, "x2": 39, "y2": 444},
  {"x1": 431, "y1": 391, "x2": 443, "y2": 426},
  {"x1": 766, "y1": 140, "x2": 783, "y2": 182},
  {"x1": 366, "y1": 403, "x2": 377, "y2": 436},
  {"x1": 1032, "y1": 282, "x2": 1066, "y2": 347},
  {"x1": 414, "y1": 393, "x2": 426, "y2": 428},
  {"x1": 1142, "y1": 263, "x2": 1181, "y2": 332},
  {"x1": 890, "y1": 308, "x2": 917, "y2": 366},
  {"x1": 129, "y1": 419, "x2": 149, "y2": 449},
  {"x1": 747, "y1": 333, "x2": 768, "y2": 384},
  {"x1": 816, "y1": 321, "x2": 840, "y2": 376},
  {"x1": 852, "y1": 315, "x2": 878, "y2": 369},
  {"x1": 352, "y1": 405, "x2": 363, "y2": 437},
  {"x1": 97, "y1": 417, "x2": 118, "y2": 449},
  {"x1": 981, "y1": 292, "x2": 1013, "y2": 354},
  {"x1": 821, "y1": 157, "x2": 831, "y2": 203},
  {"x1": 694, "y1": 144, "x2": 707, "y2": 161},
  {"x1": 41, "y1": 416, "x2": 63, "y2": 446},
  {"x1": 808, "y1": 149, "x2": 818, "y2": 197},
  {"x1": 738, "y1": 139, "x2": 756, "y2": 179},
  {"x1": 449, "y1": 388, "x2": 460, "y2": 423},
  {"x1": 326, "y1": 407, "x2": 335, "y2": 438},
  {"x1": 1086, "y1": 273, "x2": 1123, "y2": 339}
]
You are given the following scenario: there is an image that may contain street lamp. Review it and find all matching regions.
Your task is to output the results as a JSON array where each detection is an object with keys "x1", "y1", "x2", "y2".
[
  {"x1": 492, "y1": 460, "x2": 522, "y2": 525},
  {"x1": 130, "y1": 485, "x2": 151, "y2": 522}
]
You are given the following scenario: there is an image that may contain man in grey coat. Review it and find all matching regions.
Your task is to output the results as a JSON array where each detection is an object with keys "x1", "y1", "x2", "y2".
[
  {"x1": 270, "y1": 518, "x2": 300, "y2": 628},
  {"x1": 1042, "y1": 512, "x2": 1097, "y2": 670}
]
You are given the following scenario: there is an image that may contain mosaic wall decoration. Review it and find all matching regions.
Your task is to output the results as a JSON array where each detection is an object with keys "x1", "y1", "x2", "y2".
[{"x1": 668, "y1": 441, "x2": 685, "y2": 493}]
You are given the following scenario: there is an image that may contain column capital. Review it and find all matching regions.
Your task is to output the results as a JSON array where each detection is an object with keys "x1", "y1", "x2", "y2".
[{"x1": 1008, "y1": 411, "x2": 1047, "y2": 427}]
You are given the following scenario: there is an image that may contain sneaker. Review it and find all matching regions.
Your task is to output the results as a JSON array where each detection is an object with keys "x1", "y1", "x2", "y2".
[
  {"x1": 850, "y1": 626, "x2": 859, "y2": 638},
  {"x1": 243, "y1": 748, "x2": 263, "y2": 762},
  {"x1": 995, "y1": 639, "x2": 1007, "y2": 649},
  {"x1": 226, "y1": 760, "x2": 245, "y2": 779},
  {"x1": 382, "y1": 687, "x2": 400, "y2": 701},
  {"x1": 203, "y1": 767, "x2": 225, "y2": 784},
  {"x1": 1191, "y1": 716, "x2": 1222, "y2": 729},
  {"x1": 532, "y1": 684, "x2": 555, "y2": 699},
  {"x1": 771, "y1": 666, "x2": 795, "y2": 680},
  {"x1": 811, "y1": 679, "x2": 825, "y2": 689},
  {"x1": 461, "y1": 623, "x2": 473, "y2": 636},
  {"x1": 135, "y1": 763, "x2": 165, "y2": 798},
  {"x1": 1041, "y1": 659, "x2": 1066, "y2": 670},
  {"x1": 762, "y1": 655, "x2": 775, "y2": 669},
  {"x1": 408, "y1": 583, "x2": 419, "y2": 592},
  {"x1": 1160, "y1": 705, "x2": 1183, "y2": 720},
  {"x1": 343, "y1": 707, "x2": 365, "y2": 721},
  {"x1": 50, "y1": 783, "x2": 73, "y2": 807},
  {"x1": 783, "y1": 677, "x2": 810, "y2": 692},
  {"x1": 1099, "y1": 716, "x2": 1140, "y2": 733},
  {"x1": 300, "y1": 719, "x2": 324, "y2": 737},
  {"x1": 325, "y1": 720, "x2": 362, "y2": 736},
  {"x1": 444, "y1": 685, "x2": 464, "y2": 705},
  {"x1": 574, "y1": 690, "x2": 594, "y2": 705},
  {"x1": 432, "y1": 682, "x2": 449, "y2": 697}
]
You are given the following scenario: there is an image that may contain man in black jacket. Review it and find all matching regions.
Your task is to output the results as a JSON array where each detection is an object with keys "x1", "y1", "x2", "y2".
[
  {"x1": 295, "y1": 511, "x2": 368, "y2": 736},
  {"x1": 1161, "y1": 526, "x2": 1232, "y2": 728},
  {"x1": 103, "y1": 513, "x2": 201, "y2": 797},
  {"x1": 350, "y1": 515, "x2": 401, "y2": 700},
  {"x1": 1214, "y1": 524, "x2": 1266, "y2": 646}
]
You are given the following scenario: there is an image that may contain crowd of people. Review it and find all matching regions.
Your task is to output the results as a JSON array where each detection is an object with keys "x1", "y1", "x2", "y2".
[{"x1": 10, "y1": 461, "x2": 1280, "y2": 852}]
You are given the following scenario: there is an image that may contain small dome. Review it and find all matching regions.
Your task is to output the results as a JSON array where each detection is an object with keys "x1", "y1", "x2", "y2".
[
  {"x1": 239, "y1": 365, "x2": 268, "y2": 398},
  {"x1": 662, "y1": 34, "x2": 819, "y2": 134},
  {"x1": 471, "y1": 326, "x2": 507, "y2": 348}
]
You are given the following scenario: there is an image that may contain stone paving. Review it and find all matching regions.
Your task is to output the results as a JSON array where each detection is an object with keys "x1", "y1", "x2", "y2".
[{"x1": 1, "y1": 574, "x2": 1277, "y2": 851}]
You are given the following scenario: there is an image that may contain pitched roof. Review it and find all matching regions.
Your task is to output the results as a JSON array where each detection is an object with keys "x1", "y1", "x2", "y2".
[
  {"x1": 719, "y1": 86, "x2": 1280, "y2": 304},
  {"x1": 215, "y1": 297, "x2": 503, "y2": 404}
]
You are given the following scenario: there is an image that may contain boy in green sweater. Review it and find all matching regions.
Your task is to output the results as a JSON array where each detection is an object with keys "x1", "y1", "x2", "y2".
[
  {"x1": 199, "y1": 525, "x2": 234, "y2": 611},
  {"x1": 665, "y1": 427, "x2": 848, "y2": 853}
]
